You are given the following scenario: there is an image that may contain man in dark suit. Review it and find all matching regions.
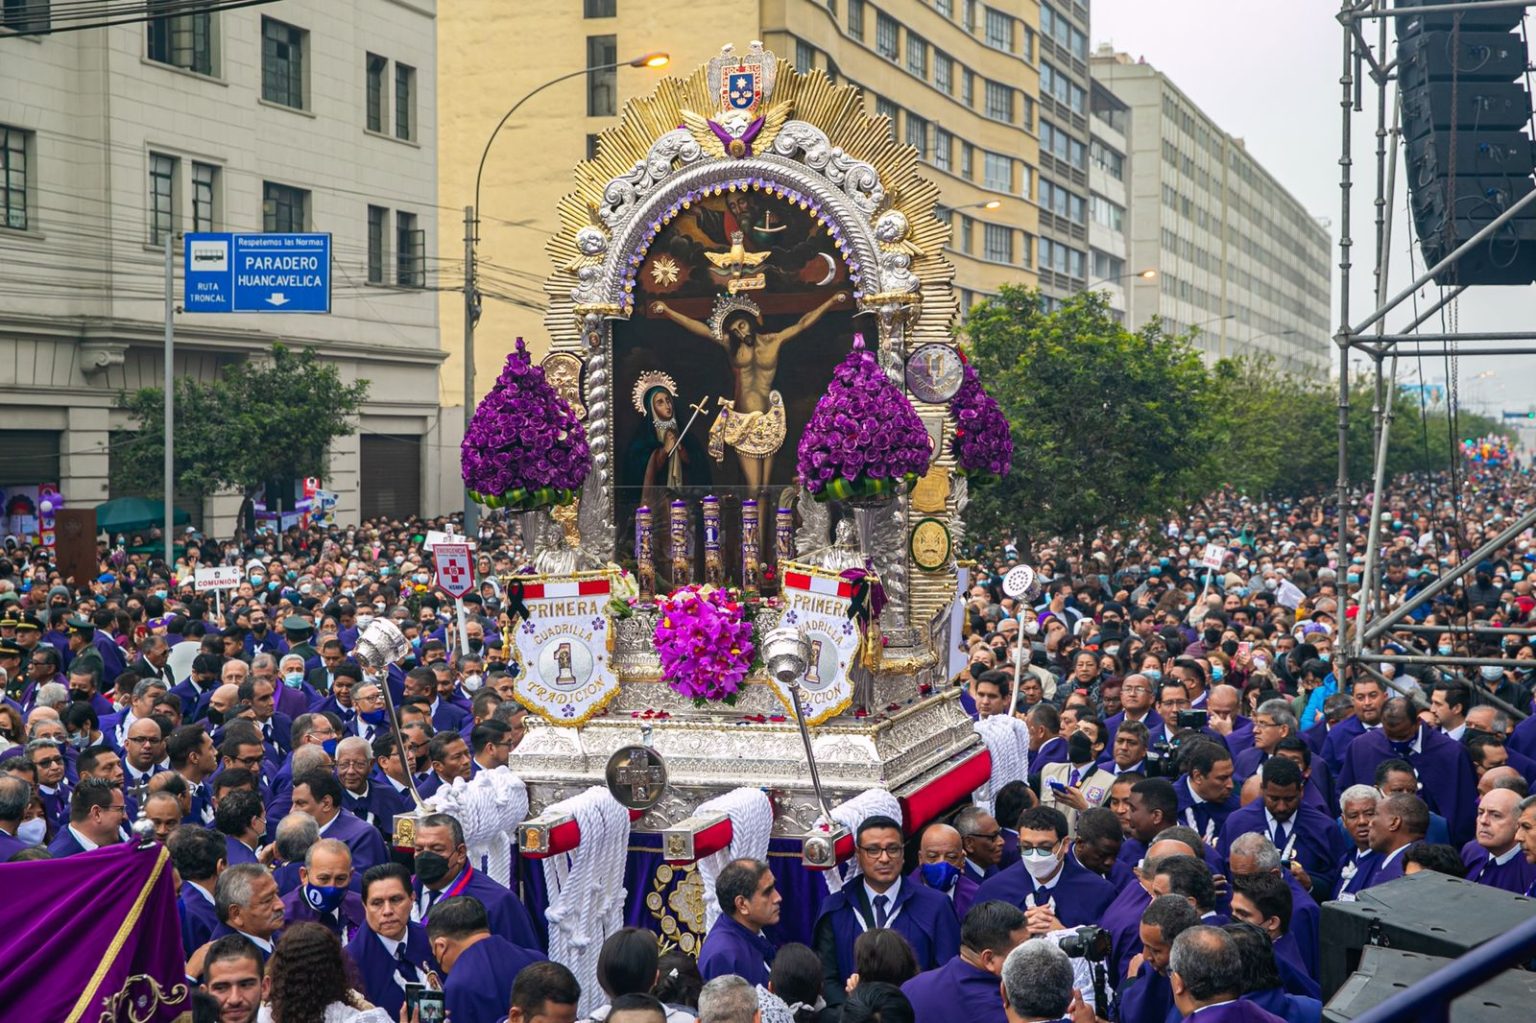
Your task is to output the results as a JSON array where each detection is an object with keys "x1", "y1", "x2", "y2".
[
  {"x1": 238, "y1": 677, "x2": 292, "y2": 761},
  {"x1": 169, "y1": 824, "x2": 226, "y2": 955},
  {"x1": 1168, "y1": 926, "x2": 1287, "y2": 1022},
  {"x1": 46, "y1": 776, "x2": 123, "y2": 858},
  {"x1": 279, "y1": 838, "x2": 366, "y2": 942},
  {"x1": 429, "y1": 896, "x2": 545, "y2": 1023},
  {"x1": 290, "y1": 768, "x2": 388, "y2": 874},
  {"x1": 347, "y1": 863, "x2": 441, "y2": 1020},
  {"x1": 1338, "y1": 696, "x2": 1477, "y2": 845},
  {"x1": 131, "y1": 636, "x2": 177, "y2": 689},
  {"x1": 412, "y1": 812, "x2": 541, "y2": 951},
  {"x1": 170, "y1": 653, "x2": 222, "y2": 724},
  {"x1": 205, "y1": 863, "x2": 286, "y2": 964}
]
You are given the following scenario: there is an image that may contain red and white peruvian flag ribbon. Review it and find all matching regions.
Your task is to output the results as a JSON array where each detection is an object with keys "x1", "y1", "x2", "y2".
[
  {"x1": 518, "y1": 578, "x2": 612, "y2": 600},
  {"x1": 781, "y1": 571, "x2": 853, "y2": 598}
]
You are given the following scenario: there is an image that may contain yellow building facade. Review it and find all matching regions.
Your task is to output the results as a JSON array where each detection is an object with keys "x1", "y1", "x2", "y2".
[{"x1": 437, "y1": 0, "x2": 1042, "y2": 408}]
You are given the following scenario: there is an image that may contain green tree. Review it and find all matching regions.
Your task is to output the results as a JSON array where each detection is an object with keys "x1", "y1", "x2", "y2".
[
  {"x1": 962, "y1": 287, "x2": 1220, "y2": 552},
  {"x1": 112, "y1": 344, "x2": 370, "y2": 511}
]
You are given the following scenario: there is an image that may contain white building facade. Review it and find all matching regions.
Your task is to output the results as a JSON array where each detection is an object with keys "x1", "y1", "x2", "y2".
[
  {"x1": 1087, "y1": 79, "x2": 1132, "y2": 322},
  {"x1": 0, "y1": 0, "x2": 458, "y2": 533},
  {"x1": 1091, "y1": 50, "x2": 1332, "y2": 377}
]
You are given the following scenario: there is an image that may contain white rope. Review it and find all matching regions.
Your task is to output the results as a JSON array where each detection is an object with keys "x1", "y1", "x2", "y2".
[
  {"x1": 972, "y1": 715, "x2": 1031, "y2": 816},
  {"x1": 694, "y1": 787, "x2": 775, "y2": 933},
  {"x1": 540, "y1": 786, "x2": 631, "y2": 1018},
  {"x1": 813, "y1": 788, "x2": 903, "y2": 894},
  {"x1": 424, "y1": 767, "x2": 529, "y2": 888}
]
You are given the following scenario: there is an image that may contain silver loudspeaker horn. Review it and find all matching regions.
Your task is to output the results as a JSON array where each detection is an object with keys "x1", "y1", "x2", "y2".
[
  {"x1": 762, "y1": 625, "x2": 850, "y2": 867},
  {"x1": 353, "y1": 617, "x2": 426, "y2": 848}
]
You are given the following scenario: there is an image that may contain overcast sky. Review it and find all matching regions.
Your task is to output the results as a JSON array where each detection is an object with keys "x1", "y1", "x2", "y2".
[{"x1": 1093, "y1": 0, "x2": 1535, "y2": 419}]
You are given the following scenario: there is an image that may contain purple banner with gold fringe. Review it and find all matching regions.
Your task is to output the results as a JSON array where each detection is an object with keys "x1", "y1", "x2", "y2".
[{"x1": 0, "y1": 842, "x2": 190, "y2": 1022}]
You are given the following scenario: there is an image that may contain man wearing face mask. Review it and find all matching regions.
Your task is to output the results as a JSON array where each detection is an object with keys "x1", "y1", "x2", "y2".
[
  {"x1": 412, "y1": 812, "x2": 542, "y2": 951},
  {"x1": 279, "y1": 837, "x2": 366, "y2": 941},
  {"x1": 0, "y1": 775, "x2": 44, "y2": 856},
  {"x1": 902, "y1": 900, "x2": 1029, "y2": 1023},
  {"x1": 243, "y1": 608, "x2": 287, "y2": 659},
  {"x1": 349, "y1": 681, "x2": 392, "y2": 744},
  {"x1": 275, "y1": 653, "x2": 321, "y2": 721},
  {"x1": 975, "y1": 806, "x2": 1115, "y2": 931},
  {"x1": 428, "y1": 895, "x2": 546, "y2": 1023},
  {"x1": 1040, "y1": 730, "x2": 1115, "y2": 834},
  {"x1": 910, "y1": 822, "x2": 980, "y2": 920}
]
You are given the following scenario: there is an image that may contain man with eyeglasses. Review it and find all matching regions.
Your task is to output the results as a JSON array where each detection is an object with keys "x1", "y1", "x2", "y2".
[
  {"x1": 955, "y1": 803, "x2": 1005, "y2": 883},
  {"x1": 975, "y1": 806, "x2": 1116, "y2": 931},
  {"x1": 47, "y1": 776, "x2": 124, "y2": 857},
  {"x1": 813, "y1": 815, "x2": 959, "y2": 1014},
  {"x1": 470, "y1": 720, "x2": 514, "y2": 774},
  {"x1": 27, "y1": 737, "x2": 71, "y2": 831},
  {"x1": 122, "y1": 717, "x2": 169, "y2": 803},
  {"x1": 1105, "y1": 673, "x2": 1162, "y2": 748}
]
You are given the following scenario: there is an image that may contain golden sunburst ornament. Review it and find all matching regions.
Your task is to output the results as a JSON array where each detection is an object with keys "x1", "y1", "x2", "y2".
[{"x1": 649, "y1": 255, "x2": 681, "y2": 287}]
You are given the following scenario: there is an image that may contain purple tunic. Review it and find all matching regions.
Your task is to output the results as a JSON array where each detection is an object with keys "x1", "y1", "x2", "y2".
[
  {"x1": 1336, "y1": 725, "x2": 1478, "y2": 845},
  {"x1": 1220, "y1": 801, "x2": 1349, "y2": 899},
  {"x1": 1460, "y1": 841, "x2": 1536, "y2": 895},
  {"x1": 698, "y1": 915, "x2": 776, "y2": 986},
  {"x1": 1173, "y1": 1000, "x2": 1287, "y2": 1023},
  {"x1": 180, "y1": 881, "x2": 221, "y2": 954},
  {"x1": 1319, "y1": 717, "x2": 1367, "y2": 773},
  {"x1": 901, "y1": 956, "x2": 1009, "y2": 1023},
  {"x1": 441, "y1": 934, "x2": 545, "y2": 1023},
  {"x1": 971, "y1": 854, "x2": 1116, "y2": 927},
  {"x1": 1098, "y1": 873, "x2": 1152, "y2": 988},
  {"x1": 813, "y1": 880, "x2": 961, "y2": 987},
  {"x1": 1116, "y1": 962, "x2": 1174, "y2": 1023},
  {"x1": 345, "y1": 922, "x2": 440, "y2": 1021}
]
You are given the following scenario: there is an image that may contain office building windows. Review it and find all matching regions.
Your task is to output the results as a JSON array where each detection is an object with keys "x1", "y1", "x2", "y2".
[
  {"x1": 367, "y1": 205, "x2": 387, "y2": 283},
  {"x1": 847, "y1": 0, "x2": 864, "y2": 40},
  {"x1": 149, "y1": 152, "x2": 178, "y2": 245},
  {"x1": 961, "y1": 142, "x2": 974, "y2": 180},
  {"x1": 906, "y1": 113, "x2": 928, "y2": 158},
  {"x1": 1, "y1": 125, "x2": 28, "y2": 231},
  {"x1": 366, "y1": 54, "x2": 387, "y2": 133},
  {"x1": 983, "y1": 151, "x2": 1010, "y2": 192},
  {"x1": 1090, "y1": 193, "x2": 1125, "y2": 231},
  {"x1": 796, "y1": 39, "x2": 815, "y2": 73},
  {"x1": 147, "y1": 2, "x2": 213, "y2": 76},
  {"x1": 262, "y1": 181, "x2": 309, "y2": 233},
  {"x1": 934, "y1": 51, "x2": 954, "y2": 95},
  {"x1": 583, "y1": 0, "x2": 616, "y2": 15},
  {"x1": 932, "y1": 128, "x2": 953, "y2": 172},
  {"x1": 875, "y1": 96, "x2": 898, "y2": 126},
  {"x1": 587, "y1": 35, "x2": 617, "y2": 116},
  {"x1": 983, "y1": 222, "x2": 1012, "y2": 263},
  {"x1": 396, "y1": 211, "x2": 424, "y2": 287},
  {"x1": 907, "y1": 34, "x2": 928, "y2": 78},
  {"x1": 983, "y1": 7, "x2": 1013, "y2": 51},
  {"x1": 984, "y1": 81, "x2": 1013, "y2": 122},
  {"x1": 261, "y1": 17, "x2": 306, "y2": 109},
  {"x1": 394, "y1": 62, "x2": 416, "y2": 140},
  {"x1": 191, "y1": 162, "x2": 218, "y2": 233},
  {"x1": 2, "y1": 0, "x2": 48, "y2": 33},
  {"x1": 876, "y1": 13, "x2": 898, "y2": 59}
]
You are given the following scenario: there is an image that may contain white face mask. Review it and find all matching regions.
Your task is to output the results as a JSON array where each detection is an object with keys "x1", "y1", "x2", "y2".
[
  {"x1": 17, "y1": 817, "x2": 46, "y2": 846},
  {"x1": 1021, "y1": 848, "x2": 1062, "y2": 880},
  {"x1": 462, "y1": 673, "x2": 483, "y2": 692}
]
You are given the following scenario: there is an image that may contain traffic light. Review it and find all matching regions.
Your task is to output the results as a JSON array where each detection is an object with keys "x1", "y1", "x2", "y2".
[{"x1": 1397, "y1": 0, "x2": 1536, "y2": 285}]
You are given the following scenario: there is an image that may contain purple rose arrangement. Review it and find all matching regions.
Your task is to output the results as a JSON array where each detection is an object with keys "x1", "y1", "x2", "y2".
[
  {"x1": 461, "y1": 337, "x2": 591, "y2": 510},
  {"x1": 654, "y1": 585, "x2": 756, "y2": 705},
  {"x1": 796, "y1": 333, "x2": 932, "y2": 502},
  {"x1": 948, "y1": 353, "x2": 1013, "y2": 484}
]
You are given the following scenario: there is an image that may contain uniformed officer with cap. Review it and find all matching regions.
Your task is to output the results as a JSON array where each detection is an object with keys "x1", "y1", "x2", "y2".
[
  {"x1": 283, "y1": 615, "x2": 320, "y2": 668},
  {"x1": 0, "y1": 638, "x2": 24, "y2": 703},
  {"x1": 65, "y1": 617, "x2": 104, "y2": 685},
  {"x1": 13, "y1": 614, "x2": 42, "y2": 654}
]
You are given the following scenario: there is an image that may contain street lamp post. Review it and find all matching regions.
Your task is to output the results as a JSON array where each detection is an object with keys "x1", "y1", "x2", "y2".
[
  {"x1": 462, "y1": 51, "x2": 668, "y2": 540},
  {"x1": 1085, "y1": 267, "x2": 1156, "y2": 289},
  {"x1": 936, "y1": 199, "x2": 1004, "y2": 213}
]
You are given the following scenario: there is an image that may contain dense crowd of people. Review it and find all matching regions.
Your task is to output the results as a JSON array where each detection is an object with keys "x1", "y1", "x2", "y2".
[{"x1": 0, "y1": 454, "x2": 1533, "y2": 1023}]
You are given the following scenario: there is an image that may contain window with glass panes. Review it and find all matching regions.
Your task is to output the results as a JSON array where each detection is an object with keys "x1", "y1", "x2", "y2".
[
  {"x1": 983, "y1": 152, "x2": 1010, "y2": 192},
  {"x1": 847, "y1": 0, "x2": 864, "y2": 40},
  {"x1": 397, "y1": 211, "x2": 423, "y2": 287},
  {"x1": 583, "y1": 0, "x2": 615, "y2": 15},
  {"x1": 932, "y1": 129, "x2": 952, "y2": 172},
  {"x1": 263, "y1": 181, "x2": 308, "y2": 233},
  {"x1": 983, "y1": 223, "x2": 1012, "y2": 262},
  {"x1": 984, "y1": 81, "x2": 1013, "y2": 122},
  {"x1": 906, "y1": 114, "x2": 927, "y2": 158},
  {"x1": 192, "y1": 162, "x2": 217, "y2": 233},
  {"x1": 796, "y1": 40, "x2": 814, "y2": 72},
  {"x1": 147, "y1": 4, "x2": 213, "y2": 76},
  {"x1": 876, "y1": 13, "x2": 898, "y2": 59},
  {"x1": 1, "y1": 125, "x2": 28, "y2": 231},
  {"x1": 906, "y1": 35, "x2": 927, "y2": 77},
  {"x1": 587, "y1": 35, "x2": 617, "y2": 116},
  {"x1": 367, "y1": 206, "x2": 387, "y2": 283},
  {"x1": 366, "y1": 54, "x2": 386, "y2": 133},
  {"x1": 149, "y1": 153, "x2": 177, "y2": 245},
  {"x1": 261, "y1": 17, "x2": 305, "y2": 109},
  {"x1": 395, "y1": 63, "x2": 415, "y2": 140},
  {"x1": 934, "y1": 51, "x2": 954, "y2": 94},
  {"x1": 983, "y1": 8, "x2": 1013, "y2": 51}
]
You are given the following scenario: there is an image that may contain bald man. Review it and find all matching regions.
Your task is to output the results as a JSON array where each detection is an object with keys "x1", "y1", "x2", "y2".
[
  {"x1": 1205, "y1": 685, "x2": 1254, "y2": 756},
  {"x1": 207, "y1": 684, "x2": 240, "y2": 726},
  {"x1": 1337, "y1": 696, "x2": 1477, "y2": 846},
  {"x1": 1478, "y1": 766, "x2": 1526, "y2": 797},
  {"x1": 911, "y1": 822, "x2": 978, "y2": 919},
  {"x1": 1463, "y1": 788, "x2": 1536, "y2": 894}
]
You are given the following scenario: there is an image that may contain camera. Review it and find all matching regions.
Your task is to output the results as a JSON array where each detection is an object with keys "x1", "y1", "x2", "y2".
[
  {"x1": 1176, "y1": 709, "x2": 1209, "y2": 730},
  {"x1": 1058, "y1": 924, "x2": 1111, "y2": 961},
  {"x1": 1143, "y1": 732, "x2": 1189, "y2": 779}
]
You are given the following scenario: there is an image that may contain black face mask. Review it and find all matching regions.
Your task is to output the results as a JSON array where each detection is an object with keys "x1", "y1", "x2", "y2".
[
  {"x1": 1204, "y1": 628, "x2": 1222, "y2": 646},
  {"x1": 205, "y1": 708, "x2": 225, "y2": 727},
  {"x1": 1068, "y1": 731, "x2": 1096, "y2": 766},
  {"x1": 414, "y1": 850, "x2": 453, "y2": 886},
  {"x1": 69, "y1": 688, "x2": 91, "y2": 702}
]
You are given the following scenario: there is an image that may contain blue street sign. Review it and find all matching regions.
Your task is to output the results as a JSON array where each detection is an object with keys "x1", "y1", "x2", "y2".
[{"x1": 183, "y1": 232, "x2": 331, "y2": 313}]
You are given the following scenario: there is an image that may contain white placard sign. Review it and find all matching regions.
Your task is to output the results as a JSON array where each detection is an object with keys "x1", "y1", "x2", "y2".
[
  {"x1": 193, "y1": 566, "x2": 243, "y2": 592},
  {"x1": 433, "y1": 542, "x2": 475, "y2": 599},
  {"x1": 1199, "y1": 544, "x2": 1228, "y2": 571},
  {"x1": 775, "y1": 564, "x2": 864, "y2": 725},
  {"x1": 424, "y1": 529, "x2": 475, "y2": 551},
  {"x1": 511, "y1": 572, "x2": 620, "y2": 726}
]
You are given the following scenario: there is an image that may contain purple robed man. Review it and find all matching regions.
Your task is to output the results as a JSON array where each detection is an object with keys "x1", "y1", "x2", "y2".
[
  {"x1": 433, "y1": 905, "x2": 546, "y2": 1023},
  {"x1": 1221, "y1": 756, "x2": 1350, "y2": 899},
  {"x1": 1336, "y1": 702, "x2": 1478, "y2": 845},
  {"x1": 902, "y1": 955, "x2": 1013, "y2": 1023},
  {"x1": 1461, "y1": 787, "x2": 1536, "y2": 894},
  {"x1": 0, "y1": 843, "x2": 190, "y2": 1022},
  {"x1": 699, "y1": 915, "x2": 778, "y2": 986},
  {"x1": 972, "y1": 850, "x2": 1115, "y2": 927},
  {"x1": 1319, "y1": 716, "x2": 1367, "y2": 773}
]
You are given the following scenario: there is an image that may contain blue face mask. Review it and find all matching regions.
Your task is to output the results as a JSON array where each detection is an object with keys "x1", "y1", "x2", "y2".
[
  {"x1": 1211, "y1": 666, "x2": 1225, "y2": 682},
  {"x1": 321, "y1": 738, "x2": 339, "y2": 756},
  {"x1": 1144, "y1": 669, "x2": 1163, "y2": 683},
  {"x1": 283, "y1": 672, "x2": 304, "y2": 689},
  {"x1": 1514, "y1": 572, "x2": 1527, "y2": 582},
  {"x1": 360, "y1": 707, "x2": 389, "y2": 725},
  {"x1": 303, "y1": 883, "x2": 345, "y2": 914},
  {"x1": 1346, "y1": 573, "x2": 1360, "y2": 584},
  {"x1": 1319, "y1": 652, "x2": 1332, "y2": 663},
  {"x1": 1438, "y1": 645, "x2": 1453, "y2": 656},
  {"x1": 920, "y1": 861, "x2": 960, "y2": 892}
]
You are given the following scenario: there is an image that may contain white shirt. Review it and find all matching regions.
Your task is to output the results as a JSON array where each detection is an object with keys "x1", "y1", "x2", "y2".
[
  {"x1": 376, "y1": 931, "x2": 428, "y2": 989},
  {"x1": 1190, "y1": 1002, "x2": 1240, "y2": 1018},
  {"x1": 67, "y1": 824, "x2": 99, "y2": 851},
  {"x1": 1443, "y1": 723, "x2": 1467, "y2": 742},
  {"x1": 863, "y1": 878, "x2": 902, "y2": 927},
  {"x1": 1485, "y1": 844, "x2": 1522, "y2": 867},
  {"x1": 237, "y1": 930, "x2": 274, "y2": 955},
  {"x1": 188, "y1": 880, "x2": 215, "y2": 905}
]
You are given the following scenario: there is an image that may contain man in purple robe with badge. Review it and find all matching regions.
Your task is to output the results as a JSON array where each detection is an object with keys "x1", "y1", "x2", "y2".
[
  {"x1": 1117, "y1": 894, "x2": 1201, "y2": 1023},
  {"x1": 412, "y1": 812, "x2": 542, "y2": 951},
  {"x1": 1462, "y1": 787, "x2": 1536, "y2": 894},
  {"x1": 279, "y1": 838, "x2": 366, "y2": 943},
  {"x1": 902, "y1": 900, "x2": 1029, "y2": 1023},
  {"x1": 169, "y1": 825, "x2": 227, "y2": 955},
  {"x1": 1337, "y1": 696, "x2": 1477, "y2": 845},
  {"x1": 347, "y1": 863, "x2": 441, "y2": 1020},
  {"x1": 289, "y1": 768, "x2": 388, "y2": 874},
  {"x1": 1221, "y1": 756, "x2": 1348, "y2": 899},
  {"x1": 1168, "y1": 926, "x2": 1287, "y2": 1023},
  {"x1": 1174, "y1": 739, "x2": 1239, "y2": 853}
]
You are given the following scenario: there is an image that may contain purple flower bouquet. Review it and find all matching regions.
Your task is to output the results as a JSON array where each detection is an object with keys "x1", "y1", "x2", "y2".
[
  {"x1": 948, "y1": 355, "x2": 1013, "y2": 484},
  {"x1": 461, "y1": 338, "x2": 591, "y2": 511},
  {"x1": 796, "y1": 334, "x2": 932, "y2": 502},
  {"x1": 654, "y1": 585, "x2": 756, "y2": 705}
]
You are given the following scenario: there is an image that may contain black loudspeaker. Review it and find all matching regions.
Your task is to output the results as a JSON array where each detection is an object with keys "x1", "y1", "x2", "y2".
[
  {"x1": 1318, "y1": 871, "x2": 1536, "y2": 999},
  {"x1": 1324, "y1": 946, "x2": 1536, "y2": 1022},
  {"x1": 1395, "y1": 2, "x2": 1536, "y2": 285}
]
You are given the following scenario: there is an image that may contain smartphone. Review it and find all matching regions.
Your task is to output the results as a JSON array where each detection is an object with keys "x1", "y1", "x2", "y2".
[
  {"x1": 405, "y1": 984, "x2": 446, "y2": 1023},
  {"x1": 1047, "y1": 779, "x2": 1069, "y2": 793},
  {"x1": 1238, "y1": 641, "x2": 1252, "y2": 659}
]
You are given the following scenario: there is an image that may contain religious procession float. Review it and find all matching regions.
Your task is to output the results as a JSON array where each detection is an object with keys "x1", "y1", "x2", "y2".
[{"x1": 360, "y1": 43, "x2": 1021, "y2": 1006}]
